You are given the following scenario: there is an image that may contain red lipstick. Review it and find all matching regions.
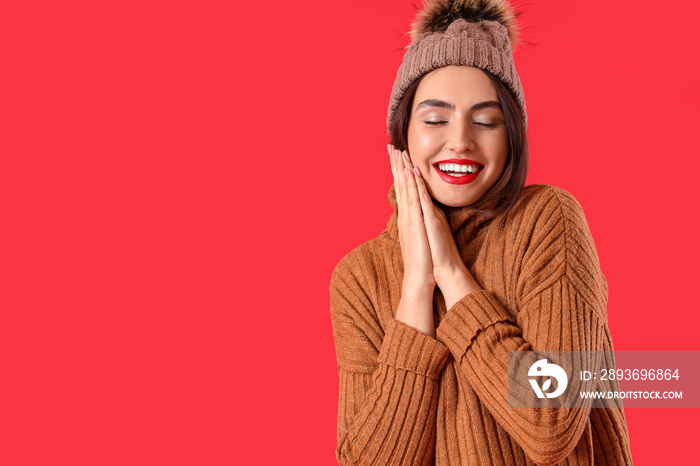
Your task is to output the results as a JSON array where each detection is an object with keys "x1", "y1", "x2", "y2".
[{"x1": 432, "y1": 159, "x2": 484, "y2": 185}]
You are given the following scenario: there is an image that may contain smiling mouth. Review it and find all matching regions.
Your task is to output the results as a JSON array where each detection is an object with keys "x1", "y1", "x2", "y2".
[{"x1": 434, "y1": 162, "x2": 483, "y2": 177}]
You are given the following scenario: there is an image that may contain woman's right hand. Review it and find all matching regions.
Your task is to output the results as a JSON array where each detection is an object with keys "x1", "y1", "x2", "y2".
[{"x1": 389, "y1": 144, "x2": 437, "y2": 336}]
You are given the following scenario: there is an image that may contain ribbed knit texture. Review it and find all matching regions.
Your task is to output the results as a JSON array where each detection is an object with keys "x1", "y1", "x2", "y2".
[
  {"x1": 329, "y1": 183, "x2": 632, "y2": 465},
  {"x1": 387, "y1": 18, "x2": 527, "y2": 134}
]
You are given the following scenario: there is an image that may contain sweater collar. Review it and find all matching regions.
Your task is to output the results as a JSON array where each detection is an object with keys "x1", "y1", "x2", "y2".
[{"x1": 385, "y1": 183, "x2": 481, "y2": 245}]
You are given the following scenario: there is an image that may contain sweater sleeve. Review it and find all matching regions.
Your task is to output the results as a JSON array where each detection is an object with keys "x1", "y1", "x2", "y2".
[
  {"x1": 435, "y1": 187, "x2": 613, "y2": 466},
  {"x1": 330, "y1": 252, "x2": 451, "y2": 465}
]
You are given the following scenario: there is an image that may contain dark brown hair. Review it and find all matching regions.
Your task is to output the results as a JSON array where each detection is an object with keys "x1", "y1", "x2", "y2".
[{"x1": 388, "y1": 68, "x2": 529, "y2": 227}]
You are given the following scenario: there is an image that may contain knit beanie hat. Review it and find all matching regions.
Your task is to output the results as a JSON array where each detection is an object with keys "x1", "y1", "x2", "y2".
[{"x1": 386, "y1": 0, "x2": 527, "y2": 135}]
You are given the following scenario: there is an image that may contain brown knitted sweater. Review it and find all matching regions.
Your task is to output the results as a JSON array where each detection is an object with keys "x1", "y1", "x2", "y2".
[{"x1": 329, "y1": 183, "x2": 633, "y2": 465}]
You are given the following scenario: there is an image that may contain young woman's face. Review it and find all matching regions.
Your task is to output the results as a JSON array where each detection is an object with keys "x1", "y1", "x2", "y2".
[{"x1": 407, "y1": 65, "x2": 509, "y2": 208}]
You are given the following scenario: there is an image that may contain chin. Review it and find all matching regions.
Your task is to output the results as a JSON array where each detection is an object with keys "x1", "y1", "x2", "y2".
[
  {"x1": 434, "y1": 192, "x2": 477, "y2": 208},
  {"x1": 441, "y1": 201, "x2": 475, "y2": 208}
]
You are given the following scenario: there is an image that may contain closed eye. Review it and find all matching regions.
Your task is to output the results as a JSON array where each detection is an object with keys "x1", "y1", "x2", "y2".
[{"x1": 425, "y1": 121, "x2": 499, "y2": 127}]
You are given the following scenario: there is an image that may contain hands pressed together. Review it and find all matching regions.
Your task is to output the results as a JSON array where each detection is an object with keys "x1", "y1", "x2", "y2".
[{"x1": 388, "y1": 144, "x2": 481, "y2": 334}]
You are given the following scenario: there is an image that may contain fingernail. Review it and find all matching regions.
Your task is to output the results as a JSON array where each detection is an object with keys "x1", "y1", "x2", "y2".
[
  {"x1": 403, "y1": 151, "x2": 410, "y2": 162},
  {"x1": 387, "y1": 144, "x2": 391, "y2": 156},
  {"x1": 414, "y1": 167, "x2": 421, "y2": 177}
]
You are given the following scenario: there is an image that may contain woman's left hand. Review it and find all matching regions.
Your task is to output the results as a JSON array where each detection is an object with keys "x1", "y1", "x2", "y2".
[{"x1": 401, "y1": 152, "x2": 483, "y2": 308}]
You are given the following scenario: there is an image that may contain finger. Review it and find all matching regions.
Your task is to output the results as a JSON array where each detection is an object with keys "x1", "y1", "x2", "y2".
[
  {"x1": 404, "y1": 165, "x2": 423, "y2": 226},
  {"x1": 414, "y1": 165, "x2": 440, "y2": 232},
  {"x1": 395, "y1": 147, "x2": 406, "y2": 186},
  {"x1": 402, "y1": 149, "x2": 414, "y2": 171},
  {"x1": 395, "y1": 147, "x2": 408, "y2": 217},
  {"x1": 388, "y1": 144, "x2": 399, "y2": 194},
  {"x1": 413, "y1": 167, "x2": 434, "y2": 216},
  {"x1": 389, "y1": 146, "x2": 407, "y2": 227},
  {"x1": 388, "y1": 146, "x2": 406, "y2": 240},
  {"x1": 401, "y1": 151, "x2": 418, "y2": 224},
  {"x1": 390, "y1": 145, "x2": 406, "y2": 208}
]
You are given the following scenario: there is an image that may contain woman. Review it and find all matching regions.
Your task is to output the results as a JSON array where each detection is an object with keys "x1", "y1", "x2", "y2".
[{"x1": 329, "y1": 1, "x2": 633, "y2": 464}]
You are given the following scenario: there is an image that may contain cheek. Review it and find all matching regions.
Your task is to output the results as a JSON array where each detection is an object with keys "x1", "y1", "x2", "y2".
[
  {"x1": 487, "y1": 133, "x2": 509, "y2": 169},
  {"x1": 408, "y1": 127, "x2": 440, "y2": 165},
  {"x1": 410, "y1": 127, "x2": 437, "y2": 150}
]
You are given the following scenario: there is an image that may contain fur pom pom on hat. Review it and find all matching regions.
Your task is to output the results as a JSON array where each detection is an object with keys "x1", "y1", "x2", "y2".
[{"x1": 387, "y1": 0, "x2": 527, "y2": 134}]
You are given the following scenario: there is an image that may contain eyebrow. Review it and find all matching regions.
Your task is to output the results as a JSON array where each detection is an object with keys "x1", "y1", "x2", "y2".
[{"x1": 415, "y1": 99, "x2": 502, "y2": 112}]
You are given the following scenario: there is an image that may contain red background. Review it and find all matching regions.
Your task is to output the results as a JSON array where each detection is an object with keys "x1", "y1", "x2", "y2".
[{"x1": 2, "y1": 0, "x2": 698, "y2": 464}]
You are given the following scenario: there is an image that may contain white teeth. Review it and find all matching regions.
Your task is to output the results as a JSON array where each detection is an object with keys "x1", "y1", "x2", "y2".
[{"x1": 437, "y1": 163, "x2": 481, "y2": 174}]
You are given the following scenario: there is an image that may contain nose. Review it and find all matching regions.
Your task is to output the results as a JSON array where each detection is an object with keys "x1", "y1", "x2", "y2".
[{"x1": 447, "y1": 121, "x2": 474, "y2": 153}]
